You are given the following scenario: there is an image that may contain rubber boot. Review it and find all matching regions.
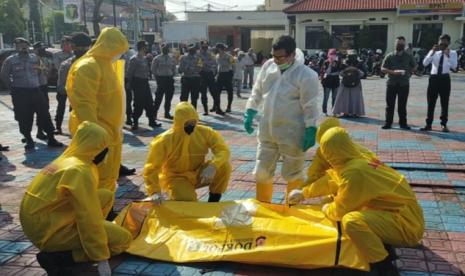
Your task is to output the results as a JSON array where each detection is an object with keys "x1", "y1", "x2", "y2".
[
  {"x1": 256, "y1": 181, "x2": 273, "y2": 203},
  {"x1": 36, "y1": 251, "x2": 75, "y2": 276},
  {"x1": 208, "y1": 193, "x2": 222, "y2": 202}
]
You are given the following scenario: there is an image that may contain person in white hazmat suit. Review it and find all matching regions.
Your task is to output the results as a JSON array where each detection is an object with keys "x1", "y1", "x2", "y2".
[{"x1": 244, "y1": 35, "x2": 319, "y2": 203}]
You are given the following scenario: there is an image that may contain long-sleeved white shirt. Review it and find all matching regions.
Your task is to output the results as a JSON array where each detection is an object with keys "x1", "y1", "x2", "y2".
[{"x1": 423, "y1": 50, "x2": 458, "y2": 75}]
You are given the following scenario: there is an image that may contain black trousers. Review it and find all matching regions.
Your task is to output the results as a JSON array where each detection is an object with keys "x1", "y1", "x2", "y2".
[
  {"x1": 131, "y1": 77, "x2": 155, "y2": 123},
  {"x1": 36, "y1": 85, "x2": 52, "y2": 133},
  {"x1": 11, "y1": 87, "x2": 55, "y2": 139},
  {"x1": 125, "y1": 78, "x2": 133, "y2": 121},
  {"x1": 217, "y1": 71, "x2": 234, "y2": 109},
  {"x1": 55, "y1": 92, "x2": 67, "y2": 129},
  {"x1": 200, "y1": 71, "x2": 219, "y2": 112},
  {"x1": 385, "y1": 84, "x2": 410, "y2": 126},
  {"x1": 180, "y1": 76, "x2": 201, "y2": 109},
  {"x1": 154, "y1": 76, "x2": 175, "y2": 117},
  {"x1": 426, "y1": 74, "x2": 451, "y2": 126}
]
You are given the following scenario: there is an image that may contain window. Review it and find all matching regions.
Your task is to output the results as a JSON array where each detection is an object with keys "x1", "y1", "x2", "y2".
[
  {"x1": 331, "y1": 25, "x2": 360, "y2": 49},
  {"x1": 305, "y1": 26, "x2": 326, "y2": 49},
  {"x1": 284, "y1": 0, "x2": 298, "y2": 3},
  {"x1": 412, "y1": 23, "x2": 442, "y2": 48}
]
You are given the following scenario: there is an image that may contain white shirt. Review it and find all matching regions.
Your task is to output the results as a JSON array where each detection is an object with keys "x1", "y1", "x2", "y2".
[
  {"x1": 423, "y1": 50, "x2": 458, "y2": 75},
  {"x1": 242, "y1": 53, "x2": 256, "y2": 66}
]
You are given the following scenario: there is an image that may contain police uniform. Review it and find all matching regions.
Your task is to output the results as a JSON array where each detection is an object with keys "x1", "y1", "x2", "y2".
[
  {"x1": 124, "y1": 50, "x2": 135, "y2": 124},
  {"x1": 55, "y1": 56, "x2": 74, "y2": 133},
  {"x1": 216, "y1": 52, "x2": 234, "y2": 112},
  {"x1": 152, "y1": 53, "x2": 176, "y2": 119},
  {"x1": 179, "y1": 51, "x2": 202, "y2": 109},
  {"x1": 0, "y1": 51, "x2": 56, "y2": 145},
  {"x1": 199, "y1": 49, "x2": 220, "y2": 114},
  {"x1": 127, "y1": 54, "x2": 157, "y2": 127}
]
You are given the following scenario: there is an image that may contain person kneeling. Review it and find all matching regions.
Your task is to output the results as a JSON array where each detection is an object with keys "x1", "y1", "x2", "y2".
[
  {"x1": 144, "y1": 102, "x2": 231, "y2": 203},
  {"x1": 20, "y1": 121, "x2": 133, "y2": 276},
  {"x1": 288, "y1": 127, "x2": 424, "y2": 273}
]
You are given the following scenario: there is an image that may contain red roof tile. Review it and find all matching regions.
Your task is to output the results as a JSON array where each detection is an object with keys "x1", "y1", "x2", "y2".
[{"x1": 284, "y1": 0, "x2": 465, "y2": 13}]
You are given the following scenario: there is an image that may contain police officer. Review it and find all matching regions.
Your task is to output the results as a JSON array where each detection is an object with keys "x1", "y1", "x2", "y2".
[
  {"x1": 55, "y1": 32, "x2": 93, "y2": 135},
  {"x1": 0, "y1": 37, "x2": 63, "y2": 150},
  {"x1": 151, "y1": 44, "x2": 176, "y2": 120},
  {"x1": 123, "y1": 48, "x2": 136, "y2": 126},
  {"x1": 215, "y1": 43, "x2": 235, "y2": 112},
  {"x1": 179, "y1": 43, "x2": 202, "y2": 109},
  {"x1": 199, "y1": 41, "x2": 224, "y2": 115},
  {"x1": 32, "y1": 42, "x2": 52, "y2": 140},
  {"x1": 127, "y1": 40, "x2": 161, "y2": 130},
  {"x1": 53, "y1": 36, "x2": 73, "y2": 72}
]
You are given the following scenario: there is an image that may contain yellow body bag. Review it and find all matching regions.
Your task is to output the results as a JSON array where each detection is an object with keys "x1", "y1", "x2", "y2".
[{"x1": 115, "y1": 199, "x2": 369, "y2": 271}]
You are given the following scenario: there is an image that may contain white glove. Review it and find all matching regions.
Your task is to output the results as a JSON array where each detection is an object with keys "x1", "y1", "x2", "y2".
[
  {"x1": 150, "y1": 193, "x2": 163, "y2": 205},
  {"x1": 322, "y1": 203, "x2": 330, "y2": 214},
  {"x1": 200, "y1": 164, "x2": 216, "y2": 185},
  {"x1": 288, "y1": 189, "x2": 304, "y2": 205},
  {"x1": 97, "y1": 260, "x2": 111, "y2": 276}
]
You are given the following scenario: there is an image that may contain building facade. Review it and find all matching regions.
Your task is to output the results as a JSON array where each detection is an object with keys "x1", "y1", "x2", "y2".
[{"x1": 284, "y1": 0, "x2": 465, "y2": 53}]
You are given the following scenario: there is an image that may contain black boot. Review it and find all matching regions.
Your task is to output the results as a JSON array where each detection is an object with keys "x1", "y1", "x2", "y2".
[
  {"x1": 149, "y1": 120, "x2": 162, "y2": 128},
  {"x1": 119, "y1": 164, "x2": 136, "y2": 177},
  {"x1": 131, "y1": 120, "x2": 139, "y2": 130},
  {"x1": 47, "y1": 134, "x2": 64, "y2": 148},
  {"x1": 36, "y1": 130, "x2": 48, "y2": 140},
  {"x1": 106, "y1": 208, "x2": 119, "y2": 221},
  {"x1": 24, "y1": 136, "x2": 35, "y2": 150},
  {"x1": 208, "y1": 193, "x2": 222, "y2": 202},
  {"x1": 36, "y1": 251, "x2": 75, "y2": 276}
]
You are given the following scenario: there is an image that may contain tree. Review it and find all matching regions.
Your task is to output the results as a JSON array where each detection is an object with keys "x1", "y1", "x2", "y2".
[
  {"x1": 0, "y1": 0, "x2": 27, "y2": 44},
  {"x1": 29, "y1": 0, "x2": 43, "y2": 42},
  {"x1": 92, "y1": 0, "x2": 104, "y2": 36},
  {"x1": 44, "y1": 11, "x2": 86, "y2": 43},
  {"x1": 164, "y1": 11, "x2": 177, "y2": 22}
]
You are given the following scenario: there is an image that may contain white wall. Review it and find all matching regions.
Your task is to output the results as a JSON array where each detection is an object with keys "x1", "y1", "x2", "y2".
[
  {"x1": 294, "y1": 11, "x2": 465, "y2": 53},
  {"x1": 186, "y1": 11, "x2": 287, "y2": 27}
]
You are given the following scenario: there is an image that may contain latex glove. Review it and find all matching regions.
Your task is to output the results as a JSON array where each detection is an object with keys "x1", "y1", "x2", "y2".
[
  {"x1": 97, "y1": 260, "x2": 111, "y2": 276},
  {"x1": 288, "y1": 189, "x2": 304, "y2": 205},
  {"x1": 302, "y1": 126, "x2": 317, "y2": 151},
  {"x1": 150, "y1": 193, "x2": 163, "y2": 205},
  {"x1": 322, "y1": 203, "x2": 330, "y2": 215},
  {"x1": 200, "y1": 164, "x2": 216, "y2": 185},
  {"x1": 243, "y1": 109, "x2": 258, "y2": 134}
]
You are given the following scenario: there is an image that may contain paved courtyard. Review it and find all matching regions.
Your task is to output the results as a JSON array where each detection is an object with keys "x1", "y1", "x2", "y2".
[{"x1": 1, "y1": 72, "x2": 465, "y2": 275}]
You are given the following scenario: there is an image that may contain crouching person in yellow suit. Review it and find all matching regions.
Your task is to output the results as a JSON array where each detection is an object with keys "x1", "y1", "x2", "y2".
[
  {"x1": 20, "y1": 121, "x2": 132, "y2": 276},
  {"x1": 144, "y1": 102, "x2": 231, "y2": 203},
  {"x1": 288, "y1": 127, "x2": 424, "y2": 273}
]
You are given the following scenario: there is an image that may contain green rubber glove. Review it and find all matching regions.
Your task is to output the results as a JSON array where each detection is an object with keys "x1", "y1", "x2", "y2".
[
  {"x1": 303, "y1": 126, "x2": 317, "y2": 151},
  {"x1": 243, "y1": 109, "x2": 258, "y2": 134}
]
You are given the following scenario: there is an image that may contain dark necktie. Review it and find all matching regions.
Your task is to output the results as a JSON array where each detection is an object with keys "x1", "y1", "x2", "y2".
[{"x1": 438, "y1": 53, "x2": 444, "y2": 75}]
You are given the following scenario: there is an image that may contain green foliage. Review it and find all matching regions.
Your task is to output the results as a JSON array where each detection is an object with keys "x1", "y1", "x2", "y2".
[
  {"x1": 44, "y1": 11, "x2": 86, "y2": 43},
  {"x1": 0, "y1": 0, "x2": 27, "y2": 43},
  {"x1": 29, "y1": 0, "x2": 43, "y2": 41}
]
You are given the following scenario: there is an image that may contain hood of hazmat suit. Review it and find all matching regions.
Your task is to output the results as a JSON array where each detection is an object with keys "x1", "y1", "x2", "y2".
[
  {"x1": 144, "y1": 102, "x2": 230, "y2": 196},
  {"x1": 306, "y1": 117, "x2": 377, "y2": 186},
  {"x1": 319, "y1": 127, "x2": 424, "y2": 240},
  {"x1": 246, "y1": 58, "x2": 319, "y2": 150},
  {"x1": 66, "y1": 27, "x2": 129, "y2": 145},
  {"x1": 20, "y1": 121, "x2": 113, "y2": 261}
]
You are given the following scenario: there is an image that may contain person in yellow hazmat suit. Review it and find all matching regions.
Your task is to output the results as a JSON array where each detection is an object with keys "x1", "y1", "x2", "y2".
[
  {"x1": 244, "y1": 36, "x2": 319, "y2": 203},
  {"x1": 66, "y1": 27, "x2": 128, "y2": 195},
  {"x1": 144, "y1": 102, "x2": 231, "y2": 202},
  {"x1": 305, "y1": 117, "x2": 377, "y2": 194},
  {"x1": 20, "y1": 121, "x2": 132, "y2": 276},
  {"x1": 288, "y1": 127, "x2": 424, "y2": 273}
]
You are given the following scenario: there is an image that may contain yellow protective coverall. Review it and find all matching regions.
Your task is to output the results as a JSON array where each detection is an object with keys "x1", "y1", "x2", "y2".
[
  {"x1": 19, "y1": 121, "x2": 132, "y2": 262},
  {"x1": 305, "y1": 117, "x2": 377, "y2": 194},
  {"x1": 66, "y1": 27, "x2": 129, "y2": 192},
  {"x1": 144, "y1": 102, "x2": 231, "y2": 201},
  {"x1": 314, "y1": 127, "x2": 424, "y2": 263}
]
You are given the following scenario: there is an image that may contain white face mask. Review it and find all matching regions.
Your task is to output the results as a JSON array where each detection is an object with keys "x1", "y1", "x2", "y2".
[{"x1": 111, "y1": 54, "x2": 122, "y2": 63}]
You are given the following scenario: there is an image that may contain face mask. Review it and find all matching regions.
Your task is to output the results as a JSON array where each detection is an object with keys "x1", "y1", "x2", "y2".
[
  {"x1": 111, "y1": 54, "x2": 122, "y2": 63},
  {"x1": 73, "y1": 50, "x2": 87, "y2": 58},
  {"x1": 278, "y1": 63, "x2": 292, "y2": 71},
  {"x1": 93, "y1": 148, "x2": 109, "y2": 165},
  {"x1": 184, "y1": 123, "x2": 196, "y2": 135},
  {"x1": 396, "y1": 44, "x2": 405, "y2": 52}
]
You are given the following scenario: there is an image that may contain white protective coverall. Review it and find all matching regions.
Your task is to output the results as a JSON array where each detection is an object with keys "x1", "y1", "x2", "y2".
[{"x1": 246, "y1": 52, "x2": 319, "y2": 202}]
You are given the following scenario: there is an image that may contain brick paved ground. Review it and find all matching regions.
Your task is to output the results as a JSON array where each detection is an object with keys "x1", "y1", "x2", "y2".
[{"x1": 1, "y1": 71, "x2": 465, "y2": 275}]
